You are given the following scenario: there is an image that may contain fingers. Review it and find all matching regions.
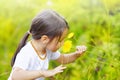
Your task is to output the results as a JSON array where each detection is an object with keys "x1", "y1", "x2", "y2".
[
  {"x1": 55, "y1": 65, "x2": 66, "y2": 71},
  {"x1": 75, "y1": 45, "x2": 87, "y2": 56},
  {"x1": 54, "y1": 65, "x2": 66, "y2": 73},
  {"x1": 76, "y1": 45, "x2": 87, "y2": 52},
  {"x1": 43, "y1": 65, "x2": 66, "y2": 77},
  {"x1": 58, "y1": 65, "x2": 67, "y2": 69}
]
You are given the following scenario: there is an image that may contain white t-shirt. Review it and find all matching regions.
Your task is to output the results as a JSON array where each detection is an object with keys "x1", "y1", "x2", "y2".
[{"x1": 8, "y1": 41, "x2": 60, "y2": 80}]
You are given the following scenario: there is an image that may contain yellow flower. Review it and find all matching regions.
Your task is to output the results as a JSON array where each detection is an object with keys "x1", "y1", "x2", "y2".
[
  {"x1": 62, "y1": 40, "x2": 72, "y2": 53},
  {"x1": 67, "y1": 32, "x2": 74, "y2": 38}
]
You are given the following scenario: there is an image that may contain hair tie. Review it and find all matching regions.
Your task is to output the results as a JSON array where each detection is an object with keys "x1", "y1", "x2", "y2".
[{"x1": 27, "y1": 31, "x2": 31, "y2": 35}]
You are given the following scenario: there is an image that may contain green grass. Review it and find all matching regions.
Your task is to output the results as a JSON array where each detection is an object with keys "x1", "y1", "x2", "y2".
[{"x1": 0, "y1": 0, "x2": 120, "y2": 80}]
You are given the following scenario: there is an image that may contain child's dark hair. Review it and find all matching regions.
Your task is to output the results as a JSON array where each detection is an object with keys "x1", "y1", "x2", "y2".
[{"x1": 11, "y1": 9, "x2": 69, "y2": 67}]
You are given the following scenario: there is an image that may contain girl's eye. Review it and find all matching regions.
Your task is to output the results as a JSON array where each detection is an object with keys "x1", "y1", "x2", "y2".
[
  {"x1": 59, "y1": 39, "x2": 64, "y2": 42},
  {"x1": 59, "y1": 40, "x2": 62, "y2": 42}
]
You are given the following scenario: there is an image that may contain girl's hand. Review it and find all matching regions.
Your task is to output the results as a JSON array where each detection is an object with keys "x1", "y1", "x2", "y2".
[
  {"x1": 75, "y1": 45, "x2": 87, "y2": 57},
  {"x1": 42, "y1": 65, "x2": 66, "y2": 77}
]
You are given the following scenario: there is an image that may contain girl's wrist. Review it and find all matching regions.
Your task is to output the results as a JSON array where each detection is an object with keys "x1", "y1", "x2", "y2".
[
  {"x1": 39, "y1": 70, "x2": 46, "y2": 77},
  {"x1": 74, "y1": 52, "x2": 81, "y2": 57}
]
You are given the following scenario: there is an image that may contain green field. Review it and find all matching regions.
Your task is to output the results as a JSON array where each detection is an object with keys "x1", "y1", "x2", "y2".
[{"x1": 0, "y1": 0, "x2": 120, "y2": 80}]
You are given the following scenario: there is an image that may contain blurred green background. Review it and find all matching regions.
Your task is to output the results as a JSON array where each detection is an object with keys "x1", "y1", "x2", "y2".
[{"x1": 0, "y1": 0, "x2": 120, "y2": 80}]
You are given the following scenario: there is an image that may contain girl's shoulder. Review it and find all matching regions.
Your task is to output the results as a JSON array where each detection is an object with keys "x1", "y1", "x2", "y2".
[{"x1": 18, "y1": 42, "x2": 35, "y2": 57}]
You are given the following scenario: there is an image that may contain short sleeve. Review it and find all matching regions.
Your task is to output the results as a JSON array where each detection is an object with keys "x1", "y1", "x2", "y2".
[
  {"x1": 50, "y1": 51, "x2": 60, "y2": 60},
  {"x1": 13, "y1": 50, "x2": 30, "y2": 70}
]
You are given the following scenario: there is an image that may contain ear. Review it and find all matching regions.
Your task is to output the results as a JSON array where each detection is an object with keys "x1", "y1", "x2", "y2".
[{"x1": 41, "y1": 35, "x2": 50, "y2": 44}]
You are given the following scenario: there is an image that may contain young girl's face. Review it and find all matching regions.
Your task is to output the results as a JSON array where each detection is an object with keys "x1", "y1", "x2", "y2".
[{"x1": 46, "y1": 29, "x2": 68, "y2": 52}]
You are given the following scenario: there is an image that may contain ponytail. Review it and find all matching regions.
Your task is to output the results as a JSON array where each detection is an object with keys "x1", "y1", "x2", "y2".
[{"x1": 11, "y1": 31, "x2": 30, "y2": 67}]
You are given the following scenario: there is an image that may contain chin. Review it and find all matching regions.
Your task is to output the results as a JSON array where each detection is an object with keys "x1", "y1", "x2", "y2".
[
  {"x1": 51, "y1": 49, "x2": 58, "y2": 52},
  {"x1": 51, "y1": 50, "x2": 57, "y2": 52},
  {"x1": 47, "y1": 48, "x2": 58, "y2": 52}
]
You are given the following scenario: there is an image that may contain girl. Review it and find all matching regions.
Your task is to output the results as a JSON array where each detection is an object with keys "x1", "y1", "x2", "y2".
[{"x1": 8, "y1": 9, "x2": 87, "y2": 80}]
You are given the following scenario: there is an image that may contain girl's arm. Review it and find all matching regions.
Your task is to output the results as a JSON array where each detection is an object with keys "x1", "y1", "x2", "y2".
[
  {"x1": 56, "y1": 45, "x2": 87, "y2": 64},
  {"x1": 12, "y1": 65, "x2": 66, "y2": 80}
]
